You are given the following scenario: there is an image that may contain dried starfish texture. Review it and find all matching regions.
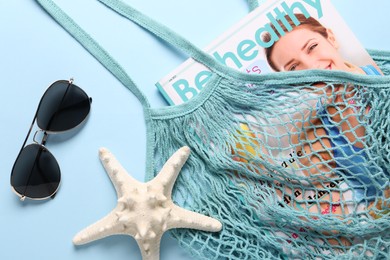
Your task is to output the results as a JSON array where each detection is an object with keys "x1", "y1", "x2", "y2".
[{"x1": 73, "y1": 146, "x2": 222, "y2": 260}]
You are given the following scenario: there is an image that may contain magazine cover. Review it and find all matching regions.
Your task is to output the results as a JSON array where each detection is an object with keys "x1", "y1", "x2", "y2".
[{"x1": 155, "y1": 0, "x2": 381, "y2": 105}]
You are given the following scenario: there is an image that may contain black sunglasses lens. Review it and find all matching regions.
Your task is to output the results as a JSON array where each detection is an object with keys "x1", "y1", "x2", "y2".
[
  {"x1": 37, "y1": 80, "x2": 91, "y2": 132},
  {"x1": 11, "y1": 144, "x2": 60, "y2": 199}
]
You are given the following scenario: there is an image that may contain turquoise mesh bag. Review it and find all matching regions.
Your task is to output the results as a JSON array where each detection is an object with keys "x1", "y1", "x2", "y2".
[{"x1": 36, "y1": 0, "x2": 390, "y2": 258}]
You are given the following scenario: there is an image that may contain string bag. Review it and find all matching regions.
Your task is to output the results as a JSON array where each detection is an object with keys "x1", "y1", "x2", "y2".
[{"x1": 35, "y1": 0, "x2": 390, "y2": 258}]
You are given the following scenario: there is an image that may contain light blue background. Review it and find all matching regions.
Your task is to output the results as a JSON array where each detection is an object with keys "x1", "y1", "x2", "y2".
[{"x1": 0, "y1": 0, "x2": 389, "y2": 259}]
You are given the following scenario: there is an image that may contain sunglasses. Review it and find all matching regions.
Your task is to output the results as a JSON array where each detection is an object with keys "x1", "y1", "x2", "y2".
[{"x1": 11, "y1": 79, "x2": 92, "y2": 201}]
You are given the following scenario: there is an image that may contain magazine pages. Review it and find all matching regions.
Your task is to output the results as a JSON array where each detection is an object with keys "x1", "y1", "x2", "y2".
[{"x1": 155, "y1": 0, "x2": 379, "y2": 105}]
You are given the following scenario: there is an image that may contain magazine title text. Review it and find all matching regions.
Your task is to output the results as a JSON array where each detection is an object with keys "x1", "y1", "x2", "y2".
[{"x1": 170, "y1": 0, "x2": 323, "y2": 103}]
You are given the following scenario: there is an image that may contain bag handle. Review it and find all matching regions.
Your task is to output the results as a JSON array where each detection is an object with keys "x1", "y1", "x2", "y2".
[
  {"x1": 35, "y1": 0, "x2": 258, "y2": 108},
  {"x1": 247, "y1": 0, "x2": 259, "y2": 11}
]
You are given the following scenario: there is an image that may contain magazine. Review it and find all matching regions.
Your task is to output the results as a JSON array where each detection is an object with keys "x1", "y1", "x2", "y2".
[
  {"x1": 156, "y1": 0, "x2": 387, "y2": 254},
  {"x1": 155, "y1": 0, "x2": 380, "y2": 105}
]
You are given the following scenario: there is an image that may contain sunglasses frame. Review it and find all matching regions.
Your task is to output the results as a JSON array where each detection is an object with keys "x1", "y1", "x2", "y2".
[{"x1": 11, "y1": 78, "x2": 92, "y2": 201}]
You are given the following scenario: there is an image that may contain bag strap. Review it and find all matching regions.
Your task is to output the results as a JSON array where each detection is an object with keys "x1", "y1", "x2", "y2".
[
  {"x1": 247, "y1": 0, "x2": 259, "y2": 11},
  {"x1": 35, "y1": 0, "x2": 151, "y2": 108},
  {"x1": 35, "y1": 0, "x2": 258, "y2": 108}
]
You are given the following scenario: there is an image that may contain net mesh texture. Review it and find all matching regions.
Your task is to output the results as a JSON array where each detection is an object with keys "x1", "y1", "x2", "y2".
[{"x1": 151, "y1": 57, "x2": 390, "y2": 259}]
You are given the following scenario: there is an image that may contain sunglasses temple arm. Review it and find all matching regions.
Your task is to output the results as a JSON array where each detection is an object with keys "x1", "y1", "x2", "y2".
[
  {"x1": 16, "y1": 111, "x2": 41, "y2": 200},
  {"x1": 41, "y1": 132, "x2": 49, "y2": 146},
  {"x1": 15, "y1": 87, "x2": 50, "y2": 159},
  {"x1": 15, "y1": 112, "x2": 39, "y2": 161}
]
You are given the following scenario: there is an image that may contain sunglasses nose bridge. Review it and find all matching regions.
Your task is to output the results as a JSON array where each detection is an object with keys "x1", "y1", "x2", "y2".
[{"x1": 33, "y1": 130, "x2": 49, "y2": 145}]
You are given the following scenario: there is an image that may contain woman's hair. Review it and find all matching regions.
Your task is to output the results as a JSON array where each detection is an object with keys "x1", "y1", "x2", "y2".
[{"x1": 263, "y1": 14, "x2": 328, "y2": 71}]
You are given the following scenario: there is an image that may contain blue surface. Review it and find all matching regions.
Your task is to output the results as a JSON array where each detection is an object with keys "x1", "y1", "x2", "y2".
[{"x1": 0, "y1": 0, "x2": 389, "y2": 259}]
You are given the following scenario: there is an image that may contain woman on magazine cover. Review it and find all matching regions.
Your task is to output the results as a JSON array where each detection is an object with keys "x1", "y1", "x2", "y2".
[{"x1": 261, "y1": 13, "x2": 389, "y2": 219}]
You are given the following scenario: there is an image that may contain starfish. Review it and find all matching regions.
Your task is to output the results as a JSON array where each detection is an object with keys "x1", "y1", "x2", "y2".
[{"x1": 73, "y1": 146, "x2": 222, "y2": 260}]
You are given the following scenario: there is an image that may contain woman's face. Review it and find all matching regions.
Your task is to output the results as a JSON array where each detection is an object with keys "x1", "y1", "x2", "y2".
[{"x1": 270, "y1": 27, "x2": 351, "y2": 72}]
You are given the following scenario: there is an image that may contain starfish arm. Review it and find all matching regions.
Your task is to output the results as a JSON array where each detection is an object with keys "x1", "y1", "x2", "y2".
[
  {"x1": 73, "y1": 146, "x2": 222, "y2": 259},
  {"x1": 99, "y1": 147, "x2": 140, "y2": 197},
  {"x1": 73, "y1": 210, "x2": 128, "y2": 245},
  {"x1": 152, "y1": 146, "x2": 190, "y2": 195},
  {"x1": 167, "y1": 204, "x2": 222, "y2": 233},
  {"x1": 135, "y1": 233, "x2": 163, "y2": 260}
]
